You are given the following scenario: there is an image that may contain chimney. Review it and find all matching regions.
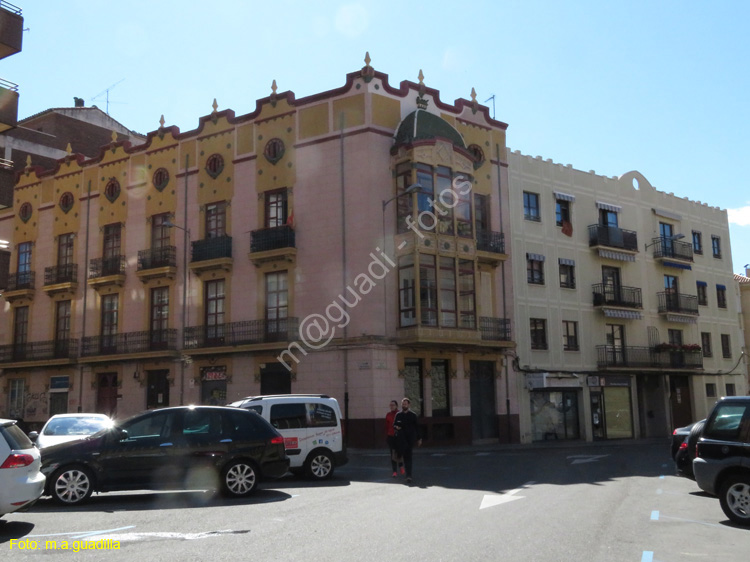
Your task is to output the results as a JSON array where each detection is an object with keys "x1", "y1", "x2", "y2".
[
  {"x1": 74, "y1": 97, "x2": 84, "y2": 108},
  {"x1": 745, "y1": 265, "x2": 750, "y2": 278}
]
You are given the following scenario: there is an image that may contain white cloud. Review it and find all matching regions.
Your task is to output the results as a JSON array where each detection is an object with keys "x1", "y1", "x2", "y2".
[
  {"x1": 727, "y1": 205, "x2": 750, "y2": 226},
  {"x1": 335, "y1": 4, "x2": 369, "y2": 38}
]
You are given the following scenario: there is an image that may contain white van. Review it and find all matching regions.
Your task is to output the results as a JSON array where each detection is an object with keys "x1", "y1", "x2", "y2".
[{"x1": 228, "y1": 394, "x2": 347, "y2": 479}]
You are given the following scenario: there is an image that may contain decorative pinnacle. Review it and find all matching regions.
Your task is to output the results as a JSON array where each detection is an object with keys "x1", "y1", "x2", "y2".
[
  {"x1": 418, "y1": 69, "x2": 424, "y2": 85},
  {"x1": 111, "y1": 130, "x2": 118, "y2": 143},
  {"x1": 471, "y1": 87, "x2": 477, "y2": 103},
  {"x1": 25, "y1": 155, "x2": 31, "y2": 168},
  {"x1": 159, "y1": 115, "x2": 165, "y2": 128},
  {"x1": 364, "y1": 52, "x2": 371, "y2": 68},
  {"x1": 66, "y1": 143, "x2": 72, "y2": 156},
  {"x1": 212, "y1": 99, "x2": 218, "y2": 113},
  {"x1": 271, "y1": 80, "x2": 278, "y2": 95}
]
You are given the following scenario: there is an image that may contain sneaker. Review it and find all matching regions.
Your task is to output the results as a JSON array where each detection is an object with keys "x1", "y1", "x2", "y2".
[
  {"x1": 400, "y1": 467, "x2": 406, "y2": 475},
  {"x1": 392, "y1": 472, "x2": 397, "y2": 478}
]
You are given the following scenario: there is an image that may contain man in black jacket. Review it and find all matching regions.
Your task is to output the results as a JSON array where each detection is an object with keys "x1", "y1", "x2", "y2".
[{"x1": 393, "y1": 397, "x2": 422, "y2": 483}]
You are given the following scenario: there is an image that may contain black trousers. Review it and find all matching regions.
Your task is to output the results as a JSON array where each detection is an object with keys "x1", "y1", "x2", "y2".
[
  {"x1": 387, "y1": 436, "x2": 400, "y2": 471},
  {"x1": 402, "y1": 446, "x2": 414, "y2": 477}
]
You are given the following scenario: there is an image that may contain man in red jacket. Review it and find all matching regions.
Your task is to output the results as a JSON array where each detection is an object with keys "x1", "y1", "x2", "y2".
[{"x1": 385, "y1": 400, "x2": 403, "y2": 477}]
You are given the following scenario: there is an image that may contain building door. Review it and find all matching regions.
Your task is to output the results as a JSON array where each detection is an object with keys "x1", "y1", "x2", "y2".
[
  {"x1": 669, "y1": 375, "x2": 692, "y2": 429},
  {"x1": 602, "y1": 386, "x2": 633, "y2": 439},
  {"x1": 602, "y1": 266, "x2": 621, "y2": 304},
  {"x1": 469, "y1": 361, "x2": 498, "y2": 442},
  {"x1": 146, "y1": 370, "x2": 170, "y2": 410},
  {"x1": 260, "y1": 363, "x2": 292, "y2": 395},
  {"x1": 636, "y1": 375, "x2": 668, "y2": 438},
  {"x1": 96, "y1": 372, "x2": 118, "y2": 416}
]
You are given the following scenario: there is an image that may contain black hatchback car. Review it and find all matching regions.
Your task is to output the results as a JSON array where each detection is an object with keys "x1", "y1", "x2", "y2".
[{"x1": 41, "y1": 406, "x2": 289, "y2": 505}]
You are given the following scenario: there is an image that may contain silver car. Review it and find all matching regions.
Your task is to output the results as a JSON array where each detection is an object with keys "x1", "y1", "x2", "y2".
[
  {"x1": 0, "y1": 418, "x2": 46, "y2": 518},
  {"x1": 30, "y1": 413, "x2": 113, "y2": 449}
]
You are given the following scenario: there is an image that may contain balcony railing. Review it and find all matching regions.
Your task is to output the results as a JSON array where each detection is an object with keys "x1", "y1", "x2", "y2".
[
  {"x1": 44, "y1": 264, "x2": 77, "y2": 285},
  {"x1": 588, "y1": 224, "x2": 638, "y2": 252},
  {"x1": 476, "y1": 230, "x2": 505, "y2": 254},
  {"x1": 650, "y1": 237, "x2": 694, "y2": 262},
  {"x1": 657, "y1": 292, "x2": 699, "y2": 315},
  {"x1": 0, "y1": 338, "x2": 78, "y2": 363},
  {"x1": 192, "y1": 235, "x2": 232, "y2": 262},
  {"x1": 7, "y1": 271, "x2": 34, "y2": 291},
  {"x1": 250, "y1": 225, "x2": 295, "y2": 253},
  {"x1": 479, "y1": 317, "x2": 512, "y2": 341},
  {"x1": 89, "y1": 255, "x2": 126, "y2": 279},
  {"x1": 81, "y1": 329, "x2": 177, "y2": 356},
  {"x1": 596, "y1": 345, "x2": 703, "y2": 369},
  {"x1": 184, "y1": 318, "x2": 299, "y2": 349},
  {"x1": 592, "y1": 284, "x2": 643, "y2": 309},
  {"x1": 137, "y1": 246, "x2": 176, "y2": 270}
]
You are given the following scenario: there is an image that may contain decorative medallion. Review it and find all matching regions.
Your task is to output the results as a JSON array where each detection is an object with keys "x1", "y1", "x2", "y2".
[
  {"x1": 263, "y1": 138, "x2": 285, "y2": 165},
  {"x1": 59, "y1": 192, "x2": 75, "y2": 213},
  {"x1": 153, "y1": 168, "x2": 170, "y2": 191},
  {"x1": 19, "y1": 202, "x2": 32, "y2": 223},
  {"x1": 205, "y1": 154, "x2": 224, "y2": 179},
  {"x1": 468, "y1": 144, "x2": 485, "y2": 169},
  {"x1": 104, "y1": 178, "x2": 121, "y2": 203}
]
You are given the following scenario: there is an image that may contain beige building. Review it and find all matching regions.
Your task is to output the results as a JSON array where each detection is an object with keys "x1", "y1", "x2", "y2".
[{"x1": 508, "y1": 152, "x2": 747, "y2": 443}]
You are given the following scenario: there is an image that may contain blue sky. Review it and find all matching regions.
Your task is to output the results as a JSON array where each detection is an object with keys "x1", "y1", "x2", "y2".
[{"x1": 5, "y1": 1, "x2": 749, "y2": 271}]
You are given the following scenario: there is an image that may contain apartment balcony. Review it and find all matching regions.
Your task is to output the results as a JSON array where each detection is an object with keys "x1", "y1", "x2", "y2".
[
  {"x1": 0, "y1": 79, "x2": 19, "y2": 133},
  {"x1": 475, "y1": 231, "x2": 507, "y2": 265},
  {"x1": 0, "y1": 338, "x2": 78, "y2": 366},
  {"x1": 43, "y1": 264, "x2": 78, "y2": 296},
  {"x1": 650, "y1": 237, "x2": 694, "y2": 264},
  {"x1": 0, "y1": 158, "x2": 13, "y2": 209},
  {"x1": 136, "y1": 246, "x2": 177, "y2": 282},
  {"x1": 592, "y1": 283, "x2": 643, "y2": 319},
  {"x1": 249, "y1": 225, "x2": 296, "y2": 266},
  {"x1": 80, "y1": 329, "x2": 177, "y2": 358},
  {"x1": 2, "y1": 271, "x2": 35, "y2": 302},
  {"x1": 0, "y1": 3, "x2": 23, "y2": 60},
  {"x1": 596, "y1": 345, "x2": 703, "y2": 370},
  {"x1": 88, "y1": 256, "x2": 126, "y2": 289},
  {"x1": 190, "y1": 235, "x2": 232, "y2": 277},
  {"x1": 396, "y1": 316, "x2": 513, "y2": 349},
  {"x1": 657, "y1": 291, "x2": 699, "y2": 323},
  {"x1": 588, "y1": 224, "x2": 638, "y2": 261},
  {"x1": 184, "y1": 318, "x2": 299, "y2": 350}
]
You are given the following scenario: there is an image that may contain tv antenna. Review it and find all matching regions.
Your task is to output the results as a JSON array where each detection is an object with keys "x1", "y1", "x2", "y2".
[
  {"x1": 91, "y1": 79, "x2": 126, "y2": 114},
  {"x1": 484, "y1": 94, "x2": 496, "y2": 119}
]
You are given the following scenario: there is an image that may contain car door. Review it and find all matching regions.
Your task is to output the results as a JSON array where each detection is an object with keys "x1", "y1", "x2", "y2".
[
  {"x1": 173, "y1": 408, "x2": 229, "y2": 489},
  {"x1": 269, "y1": 403, "x2": 308, "y2": 467}
]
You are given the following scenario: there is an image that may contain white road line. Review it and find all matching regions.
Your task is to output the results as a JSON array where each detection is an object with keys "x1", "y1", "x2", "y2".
[
  {"x1": 28, "y1": 526, "x2": 136, "y2": 539},
  {"x1": 480, "y1": 480, "x2": 536, "y2": 510}
]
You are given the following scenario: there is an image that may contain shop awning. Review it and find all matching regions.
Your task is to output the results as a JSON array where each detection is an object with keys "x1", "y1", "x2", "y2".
[
  {"x1": 559, "y1": 258, "x2": 575, "y2": 266},
  {"x1": 598, "y1": 249, "x2": 635, "y2": 262},
  {"x1": 602, "y1": 309, "x2": 642, "y2": 319},
  {"x1": 596, "y1": 201, "x2": 622, "y2": 213},
  {"x1": 665, "y1": 314, "x2": 697, "y2": 324},
  {"x1": 554, "y1": 191, "x2": 576, "y2": 202},
  {"x1": 663, "y1": 261, "x2": 692, "y2": 270},
  {"x1": 526, "y1": 253, "x2": 545, "y2": 262}
]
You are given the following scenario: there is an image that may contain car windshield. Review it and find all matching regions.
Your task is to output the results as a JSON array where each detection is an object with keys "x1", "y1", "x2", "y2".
[{"x1": 43, "y1": 417, "x2": 111, "y2": 436}]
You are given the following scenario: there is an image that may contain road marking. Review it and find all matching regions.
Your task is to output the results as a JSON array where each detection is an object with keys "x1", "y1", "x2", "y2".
[
  {"x1": 659, "y1": 514, "x2": 728, "y2": 529},
  {"x1": 659, "y1": 475, "x2": 665, "y2": 479},
  {"x1": 641, "y1": 552, "x2": 653, "y2": 562},
  {"x1": 29, "y1": 526, "x2": 136, "y2": 539},
  {"x1": 480, "y1": 481, "x2": 535, "y2": 510},
  {"x1": 650, "y1": 511, "x2": 659, "y2": 521},
  {"x1": 566, "y1": 454, "x2": 609, "y2": 465}
]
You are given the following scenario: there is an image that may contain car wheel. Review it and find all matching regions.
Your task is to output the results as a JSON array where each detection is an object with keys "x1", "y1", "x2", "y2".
[
  {"x1": 305, "y1": 450, "x2": 334, "y2": 480},
  {"x1": 222, "y1": 460, "x2": 258, "y2": 497},
  {"x1": 51, "y1": 465, "x2": 94, "y2": 505},
  {"x1": 719, "y1": 474, "x2": 750, "y2": 526}
]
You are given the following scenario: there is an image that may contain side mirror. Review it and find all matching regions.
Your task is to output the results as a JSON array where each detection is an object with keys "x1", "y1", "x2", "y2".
[
  {"x1": 114, "y1": 428, "x2": 129, "y2": 441},
  {"x1": 28, "y1": 431, "x2": 38, "y2": 443}
]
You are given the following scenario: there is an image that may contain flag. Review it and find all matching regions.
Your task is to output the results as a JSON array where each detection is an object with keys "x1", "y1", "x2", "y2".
[
  {"x1": 286, "y1": 211, "x2": 294, "y2": 228},
  {"x1": 561, "y1": 220, "x2": 573, "y2": 237}
]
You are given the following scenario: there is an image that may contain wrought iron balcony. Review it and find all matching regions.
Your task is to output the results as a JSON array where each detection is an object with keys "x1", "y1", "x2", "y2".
[
  {"x1": 592, "y1": 283, "x2": 643, "y2": 309},
  {"x1": 44, "y1": 264, "x2": 77, "y2": 285},
  {"x1": 184, "y1": 318, "x2": 299, "y2": 349},
  {"x1": 81, "y1": 329, "x2": 177, "y2": 356},
  {"x1": 0, "y1": 338, "x2": 78, "y2": 363},
  {"x1": 250, "y1": 225, "x2": 295, "y2": 253},
  {"x1": 137, "y1": 245, "x2": 176, "y2": 270},
  {"x1": 7, "y1": 270, "x2": 34, "y2": 291},
  {"x1": 650, "y1": 237, "x2": 694, "y2": 262},
  {"x1": 192, "y1": 235, "x2": 232, "y2": 262},
  {"x1": 657, "y1": 292, "x2": 699, "y2": 315},
  {"x1": 588, "y1": 224, "x2": 638, "y2": 252},
  {"x1": 476, "y1": 230, "x2": 505, "y2": 254},
  {"x1": 89, "y1": 255, "x2": 126, "y2": 279},
  {"x1": 597, "y1": 345, "x2": 703, "y2": 369},
  {"x1": 479, "y1": 317, "x2": 512, "y2": 341}
]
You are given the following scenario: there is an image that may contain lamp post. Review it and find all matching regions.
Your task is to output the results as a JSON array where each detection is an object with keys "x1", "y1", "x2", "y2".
[
  {"x1": 381, "y1": 183, "x2": 421, "y2": 336},
  {"x1": 165, "y1": 220, "x2": 190, "y2": 405}
]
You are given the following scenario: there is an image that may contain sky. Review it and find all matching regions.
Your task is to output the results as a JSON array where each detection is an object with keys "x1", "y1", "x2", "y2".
[{"x1": 4, "y1": 0, "x2": 750, "y2": 272}]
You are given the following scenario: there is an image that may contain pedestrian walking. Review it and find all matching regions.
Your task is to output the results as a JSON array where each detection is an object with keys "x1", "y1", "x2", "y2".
[
  {"x1": 385, "y1": 400, "x2": 404, "y2": 477},
  {"x1": 393, "y1": 397, "x2": 422, "y2": 483}
]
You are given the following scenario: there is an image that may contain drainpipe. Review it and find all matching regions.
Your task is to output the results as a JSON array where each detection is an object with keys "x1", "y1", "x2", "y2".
[
  {"x1": 340, "y1": 112, "x2": 349, "y2": 445},
  {"x1": 496, "y1": 144, "x2": 511, "y2": 442},
  {"x1": 78, "y1": 180, "x2": 92, "y2": 412}
]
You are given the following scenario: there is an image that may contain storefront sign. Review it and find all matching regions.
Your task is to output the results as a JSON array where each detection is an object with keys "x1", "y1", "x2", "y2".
[
  {"x1": 201, "y1": 366, "x2": 227, "y2": 381},
  {"x1": 602, "y1": 375, "x2": 631, "y2": 387},
  {"x1": 50, "y1": 376, "x2": 69, "y2": 390}
]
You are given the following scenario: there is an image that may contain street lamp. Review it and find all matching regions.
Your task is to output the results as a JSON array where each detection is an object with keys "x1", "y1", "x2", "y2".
[
  {"x1": 381, "y1": 183, "x2": 421, "y2": 336},
  {"x1": 164, "y1": 220, "x2": 190, "y2": 405}
]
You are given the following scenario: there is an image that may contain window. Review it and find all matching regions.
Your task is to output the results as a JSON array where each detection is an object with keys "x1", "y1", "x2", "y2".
[
  {"x1": 458, "y1": 259, "x2": 476, "y2": 329},
  {"x1": 265, "y1": 272, "x2": 288, "y2": 334},
  {"x1": 269, "y1": 403, "x2": 306, "y2": 430},
  {"x1": 151, "y1": 213, "x2": 170, "y2": 249},
  {"x1": 726, "y1": 383, "x2": 736, "y2": 397},
  {"x1": 419, "y1": 254, "x2": 438, "y2": 326},
  {"x1": 398, "y1": 255, "x2": 416, "y2": 327},
  {"x1": 307, "y1": 403, "x2": 337, "y2": 428},
  {"x1": 416, "y1": 164, "x2": 435, "y2": 232},
  {"x1": 430, "y1": 359, "x2": 450, "y2": 417},
  {"x1": 102, "y1": 223, "x2": 122, "y2": 275},
  {"x1": 395, "y1": 163, "x2": 414, "y2": 234},
  {"x1": 474, "y1": 194, "x2": 490, "y2": 235},
  {"x1": 436, "y1": 166, "x2": 454, "y2": 236},
  {"x1": 668, "y1": 329, "x2": 683, "y2": 346},
  {"x1": 8, "y1": 379, "x2": 24, "y2": 419},
  {"x1": 55, "y1": 300, "x2": 71, "y2": 356},
  {"x1": 58, "y1": 233, "x2": 74, "y2": 266},
  {"x1": 150, "y1": 287, "x2": 169, "y2": 349},
  {"x1": 403, "y1": 359, "x2": 423, "y2": 416},
  {"x1": 721, "y1": 334, "x2": 731, "y2": 358},
  {"x1": 705, "y1": 383, "x2": 717, "y2": 398},
  {"x1": 17, "y1": 241, "x2": 32, "y2": 286},
  {"x1": 712, "y1": 235, "x2": 721, "y2": 258},
  {"x1": 701, "y1": 332, "x2": 712, "y2": 357},
  {"x1": 599, "y1": 209, "x2": 618, "y2": 227},
  {"x1": 523, "y1": 192, "x2": 540, "y2": 221},
  {"x1": 13, "y1": 306, "x2": 28, "y2": 349},
  {"x1": 716, "y1": 284, "x2": 727, "y2": 309},
  {"x1": 692, "y1": 231, "x2": 703, "y2": 254},
  {"x1": 530, "y1": 318, "x2": 548, "y2": 350},
  {"x1": 555, "y1": 199, "x2": 571, "y2": 227},
  {"x1": 100, "y1": 294, "x2": 118, "y2": 351},
  {"x1": 205, "y1": 201, "x2": 227, "y2": 238},
  {"x1": 696, "y1": 282, "x2": 708, "y2": 306},
  {"x1": 438, "y1": 257, "x2": 457, "y2": 328},
  {"x1": 559, "y1": 261, "x2": 575, "y2": 289},
  {"x1": 527, "y1": 255, "x2": 544, "y2": 285},
  {"x1": 205, "y1": 279, "x2": 226, "y2": 342},
  {"x1": 265, "y1": 189, "x2": 288, "y2": 228},
  {"x1": 562, "y1": 321, "x2": 579, "y2": 351}
]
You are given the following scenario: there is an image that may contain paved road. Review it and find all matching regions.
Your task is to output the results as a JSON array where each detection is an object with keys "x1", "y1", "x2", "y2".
[{"x1": 1, "y1": 440, "x2": 747, "y2": 561}]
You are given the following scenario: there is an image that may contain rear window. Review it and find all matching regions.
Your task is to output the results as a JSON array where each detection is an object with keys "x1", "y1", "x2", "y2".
[
  {"x1": 225, "y1": 410, "x2": 273, "y2": 440},
  {"x1": 43, "y1": 417, "x2": 110, "y2": 436},
  {"x1": 703, "y1": 404, "x2": 748, "y2": 441},
  {"x1": 1, "y1": 423, "x2": 34, "y2": 450},
  {"x1": 307, "y1": 403, "x2": 337, "y2": 427}
]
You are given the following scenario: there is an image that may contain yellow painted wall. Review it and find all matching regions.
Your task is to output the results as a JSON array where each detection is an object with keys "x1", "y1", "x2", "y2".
[
  {"x1": 333, "y1": 93, "x2": 365, "y2": 129},
  {"x1": 372, "y1": 94, "x2": 401, "y2": 130},
  {"x1": 299, "y1": 103, "x2": 329, "y2": 139}
]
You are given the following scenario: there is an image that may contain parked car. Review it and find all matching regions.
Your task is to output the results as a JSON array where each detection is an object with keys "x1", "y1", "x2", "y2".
[
  {"x1": 229, "y1": 394, "x2": 347, "y2": 479},
  {"x1": 674, "y1": 419, "x2": 705, "y2": 479},
  {"x1": 671, "y1": 421, "x2": 697, "y2": 460},
  {"x1": 41, "y1": 406, "x2": 289, "y2": 505},
  {"x1": 693, "y1": 397, "x2": 750, "y2": 526},
  {"x1": 30, "y1": 413, "x2": 113, "y2": 449},
  {"x1": 1, "y1": 418, "x2": 46, "y2": 518}
]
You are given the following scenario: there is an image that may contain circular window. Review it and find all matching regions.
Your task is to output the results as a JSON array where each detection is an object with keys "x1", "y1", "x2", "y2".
[
  {"x1": 104, "y1": 178, "x2": 121, "y2": 203},
  {"x1": 205, "y1": 154, "x2": 224, "y2": 179},
  {"x1": 59, "y1": 192, "x2": 75, "y2": 213},
  {"x1": 153, "y1": 168, "x2": 169, "y2": 191},
  {"x1": 468, "y1": 144, "x2": 485, "y2": 169},
  {"x1": 264, "y1": 138, "x2": 285, "y2": 165},
  {"x1": 19, "y1": 202, "x2": 32, "y2": 223}
]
